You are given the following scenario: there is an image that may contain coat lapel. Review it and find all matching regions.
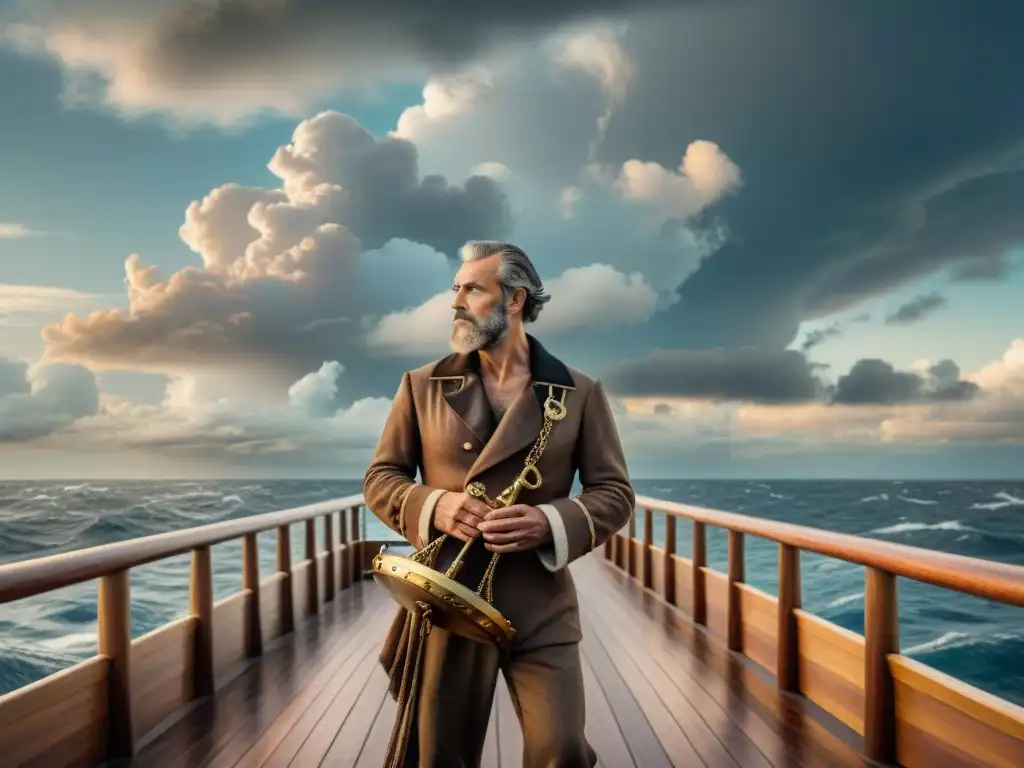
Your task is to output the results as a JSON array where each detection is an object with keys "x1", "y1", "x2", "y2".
[
  {"x1": 429, "y1": 351, "x2": 497, "y2": 445},
  {"x1": 465, "y1": 335, "x2": 576, "y2": 483}
]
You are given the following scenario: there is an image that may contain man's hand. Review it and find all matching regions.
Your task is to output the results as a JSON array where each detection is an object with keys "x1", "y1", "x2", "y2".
[
  {"x1": 433, "y1": 491, "x2": 492, "y2": 543},
  {"x1": 478, "y1": 505, "x2": 552, "y2": 553}
]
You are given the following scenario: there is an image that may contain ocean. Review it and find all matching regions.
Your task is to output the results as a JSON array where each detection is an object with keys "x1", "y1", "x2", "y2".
[{"x1": 0, "y1": 479, "x2": 1022, "y2": 707}]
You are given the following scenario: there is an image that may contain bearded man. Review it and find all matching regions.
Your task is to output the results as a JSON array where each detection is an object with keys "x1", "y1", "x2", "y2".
[{"x1": 363, "y1": 241, "x2": 635, "y2": 767}]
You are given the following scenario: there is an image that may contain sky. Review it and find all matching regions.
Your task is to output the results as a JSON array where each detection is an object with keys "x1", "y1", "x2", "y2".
[{"x1": 0, "y1": 0, "x2": 1022, "y2": 480}]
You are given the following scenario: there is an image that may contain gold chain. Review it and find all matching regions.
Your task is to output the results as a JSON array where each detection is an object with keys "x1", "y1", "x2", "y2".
[{"x1": 408, "y1": 385, "x2": 567, "y2": 601}]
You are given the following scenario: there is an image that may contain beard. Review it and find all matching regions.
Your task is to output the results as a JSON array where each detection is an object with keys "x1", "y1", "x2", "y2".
[{"x1": 450, "y1": 304, "x2": 509, "y2": 354}]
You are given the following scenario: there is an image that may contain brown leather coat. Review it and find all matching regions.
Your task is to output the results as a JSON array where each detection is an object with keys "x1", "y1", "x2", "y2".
[{"x1": 363, "y1": 334, "x2": 635, "y2": 651}]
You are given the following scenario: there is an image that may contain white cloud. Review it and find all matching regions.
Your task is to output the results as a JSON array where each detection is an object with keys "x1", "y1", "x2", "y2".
[
  {"x1": 26, "y1": 359, "x2": 394, "y2": 464},
  {"x1": 39, "y1": 110, "x2": 508, "y2": 376},
  {"x1": 289, "y1": 360, "x2": 345, "y2": 417},
  {"x1": 0, "y1": 222, "x2": 40, "y2": 238},
  {"x1": 368, "y1": 262, "x2": 659, "y2": 357},
  {"x1": 0, "y1": 284, "x2": 116, "y2": 328},
  {"x1": 609, "y1": 139, "x2": 743, "y2": 225},
  {"x1": 0, "y1": 357, "x2": 100, "y2": 442}
]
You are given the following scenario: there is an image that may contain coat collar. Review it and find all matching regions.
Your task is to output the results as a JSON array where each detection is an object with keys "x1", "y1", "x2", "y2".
[{"x1": 429, "y1": 334, "x2": 575, "y2": 482}]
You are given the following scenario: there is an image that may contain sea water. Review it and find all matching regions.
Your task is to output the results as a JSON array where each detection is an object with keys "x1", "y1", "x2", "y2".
[{"x1": 0, "y1": 479, "x2": 1021, "y2": 705}]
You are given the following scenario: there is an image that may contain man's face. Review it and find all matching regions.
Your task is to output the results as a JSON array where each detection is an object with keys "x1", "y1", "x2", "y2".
[{"x1": 449, "y1": 255, "x2": 511, "y2": 354}]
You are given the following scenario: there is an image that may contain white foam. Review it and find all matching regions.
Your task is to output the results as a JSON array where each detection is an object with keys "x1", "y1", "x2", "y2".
[
  {"x1": 870, "y1": 520, "x2": 972, "y2": 535},
  {"x1": 898, "y1": 495, "x2": 939, "y2": 506},
  {"x1": 970, "y1": 491, "x2": 1024, "y2": 511}
]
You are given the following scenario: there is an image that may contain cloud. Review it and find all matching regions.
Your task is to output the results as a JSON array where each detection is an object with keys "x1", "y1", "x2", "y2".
[
  {"x1": 884, "y1": 291, "x2": 948, "y2": 326},
  {"x1": 0, "y1": 0, "x2": 682, "y2": 126},
  {"x1": 607, "y1": 139, "x2": 742, "y2": 225},
  {"x1": 831, "y1": 358, "x2": 979, "y2": 404},
  {"x1": 609, "y1": 338, "x2": 1024, "y2": 451},
  {"x1": 39, "y1": 111, "x2": 510, "y2": 388},
  {"x1": 0, "y1": 284, "x2": 116, "y2": 329},
  {"x1": 604, "y1": 348, "x2": 826, "y2": 404},
  {"x1": 0, "y1": 222, "x2": 42, "y2": 238},
  {"x1": 368, "y1": 262, "x2": 659, "y2": 357},
  {"x1": 603, "y1": 347, "x2": 982, "y2": 407},
  {"x1": 18, "y1": 359, "x2": 394, "y2": 467},
  {"x1": 0, "y1": 358, "x2": 100, "y2": 442}
]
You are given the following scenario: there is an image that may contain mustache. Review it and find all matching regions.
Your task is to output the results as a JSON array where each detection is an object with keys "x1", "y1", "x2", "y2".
[{"x1": 452, "y1": 309, "x2": 476, "y2": 323}]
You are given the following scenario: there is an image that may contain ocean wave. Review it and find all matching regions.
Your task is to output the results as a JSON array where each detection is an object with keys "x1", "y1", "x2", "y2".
[
  {"x1": 2, "y1": 478, "x2": 1022, "y2": 707},
  {"x1": 869, "y1": 520, "x2": 973, "y2": 535},
  {"x1": 904, "y1": 629, "x2": 1021, "y2": 657},
  {"x1": 824, "y1": 591, "x2": 864, "y2": 609},
  {"x1": 856, "y1": 493, "x2": 889, "y2": 503},
  {"x1": 970, "y1": 491, "x2": 1024, "y2": 511},
  {"x1": 898, "y1": 495, "x2": 939, "y2": 505}
]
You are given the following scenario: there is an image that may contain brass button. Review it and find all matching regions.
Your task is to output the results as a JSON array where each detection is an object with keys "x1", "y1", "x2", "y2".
[{"x1": 462, "y1": 441, "x2": 473, "y2": 451}]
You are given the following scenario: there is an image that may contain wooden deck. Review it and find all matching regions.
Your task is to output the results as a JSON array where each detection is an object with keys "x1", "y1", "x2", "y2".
[{"x1": 124, "y1": 552, "x2": 866, "y2": 768}]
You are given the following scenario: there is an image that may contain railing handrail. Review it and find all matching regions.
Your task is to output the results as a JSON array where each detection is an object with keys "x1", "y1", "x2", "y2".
[
  {"x1": 635, "y1": 494, "x2": 1024, "y2": 608},
  {"x1": 3, "y1": 490, "x2": 1021, "y2": 608},
  {"x1": 0, "y1": 493, "x2": 366, "y2": 604}
]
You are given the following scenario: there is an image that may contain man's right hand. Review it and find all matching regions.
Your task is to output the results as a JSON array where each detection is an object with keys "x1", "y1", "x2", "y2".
[{"x1": 433, "y1": 491, "x2": 492, "y2": 542}]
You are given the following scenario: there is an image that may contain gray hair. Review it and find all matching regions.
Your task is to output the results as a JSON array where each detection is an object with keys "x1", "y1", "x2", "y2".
[{"x1": 458, "y1": 241, "x2": 551, "y2": 323}]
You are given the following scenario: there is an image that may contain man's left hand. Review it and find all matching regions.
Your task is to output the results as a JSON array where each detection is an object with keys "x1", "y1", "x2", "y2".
[{"x1": 478, "y1": 504, "x2": 551, "y2": 553}]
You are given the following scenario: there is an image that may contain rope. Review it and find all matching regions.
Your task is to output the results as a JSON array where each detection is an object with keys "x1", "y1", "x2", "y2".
[{"x1": 383, "y1": 603, "x2": 432, "y2": 768}]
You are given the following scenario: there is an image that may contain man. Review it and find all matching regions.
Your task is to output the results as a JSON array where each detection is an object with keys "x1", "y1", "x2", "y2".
[{"x1": 364, "y1": 241, "x2": 635, "y2": 767}]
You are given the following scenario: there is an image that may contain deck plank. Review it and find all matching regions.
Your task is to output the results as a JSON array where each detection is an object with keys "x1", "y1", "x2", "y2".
[
  {"x1": 130, "y1": 587, "x2": 390, "y2": 768},
  {"x1": 588, "y1": 557, "x2": 869, "y2": 768},
  {"x1": 125, "y1": 552, "x2": 869, "y2": 768}
]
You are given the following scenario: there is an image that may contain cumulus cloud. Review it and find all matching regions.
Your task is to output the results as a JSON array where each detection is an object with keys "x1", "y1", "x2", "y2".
[
  {"x1": 368, "y1": 262, "x2": 659, "y2": 357},
  {"x1": 0, "y1": 358, "x2": 100, "y2": 442},
  {"x1": 50, "y1": 359, "x2": 394, "y2": 464},
  {"x1": 40, "y1": 111, "x2": 509, "y2": 384},
  {"x1": 607, "y1": 140, "x2": 742, "y2": 225}
]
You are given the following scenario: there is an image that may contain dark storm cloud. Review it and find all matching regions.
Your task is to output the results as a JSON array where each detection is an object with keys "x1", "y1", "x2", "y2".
[
  {"x1": 831, "y1": 359, "x2": 979, "y2": 405},
  {"x1": 134, "y1": 0, "x2": 688, "y2": 83},
  {"x1": 800, "y1": 324, "x2": 843, "y2": 352},
  {"x1": 598, "y1": 0, "x2": 1024, "y2": 351},
  {"x1": 602, "y1": 348, "x2": 826, "y2": 404},
  {"x1": 885, "y1": 292, "x2": 948, "y2": 326},
  {"x1": 603, "y1": 349, "x2": 981, "y2": 406}
]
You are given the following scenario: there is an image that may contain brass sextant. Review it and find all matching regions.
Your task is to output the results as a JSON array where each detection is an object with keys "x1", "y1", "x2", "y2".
[{"x1": 371, "y1": 385, "x2": 568, "y2": 649}]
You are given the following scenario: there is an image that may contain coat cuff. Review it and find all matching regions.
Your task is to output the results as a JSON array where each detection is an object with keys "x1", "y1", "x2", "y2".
[
  {"x1": 536, "y1": 503, "x2": 570, "y2": 572},
  {"x1": 536, "y1": 497, "x2": 597, "y2": 571},
  {"x1": 401, "y1": 484, "x2": 446, "y2": 549}
]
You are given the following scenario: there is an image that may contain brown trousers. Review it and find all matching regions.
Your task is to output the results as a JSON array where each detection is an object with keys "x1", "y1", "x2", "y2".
[{"x1": 403, "y1": 628, "x2": 597, "y2": 768}]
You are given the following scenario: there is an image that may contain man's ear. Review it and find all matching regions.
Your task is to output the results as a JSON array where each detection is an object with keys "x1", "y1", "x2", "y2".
[{"x1": 507, "y1": 287, "x2": 526, "y2": 315}]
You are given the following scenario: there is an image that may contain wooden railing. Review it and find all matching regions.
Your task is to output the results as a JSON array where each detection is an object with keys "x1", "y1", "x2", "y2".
[
  {"x1": 0, "y1": 494, "x2": 385, "y2": 767},
  {"x1": 607, "y1": 495, "x2": 1024, "y2": 768}
]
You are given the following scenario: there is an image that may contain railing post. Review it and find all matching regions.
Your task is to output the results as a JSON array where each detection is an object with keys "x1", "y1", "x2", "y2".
[
  {"x1": 692, "y1": 521, "x2": 706, "y2": 625},
  {"x1": 642, "y1": 508, "x2": 654, "y2": 590},
  {"x1": 305, "y1": 518, "x2": 319, "y2": 615},
  {"x1": 627, "y1": 508, "x2": 637, "y2": 578},
  {"x1": 348, "y1": 506, "x2": 361, "y2": 582},
  {"x1": 339, "y1": 511, "x2": 350, "y2": 590},
  {"x1": 242, "y1": 532, "x2": 262, "y2": 658},
  {"x1": 727, "y1": 530, "x2": 744, "y2": 652},
  {"x1": 777, "y1": 544, "x2": 800, "y2": 692},
  {"x1": 323, "y1": 513, "x2": 335, "y2": 603},
  {"x1": 277, "y1": 524, "x2": 295, "y2": 635},
  {"x1": 663, "y1": 514, "x2": 677, "y2": 606},
  {"x1": 98, "y1": 569, "x2": 133, "y2": 759},
  {"x1": 865, "y1": 568, "x2": 899, "y2": 764},
  {"x1": 190, "y1": 546, "x2": 215, "y2": 698}
]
